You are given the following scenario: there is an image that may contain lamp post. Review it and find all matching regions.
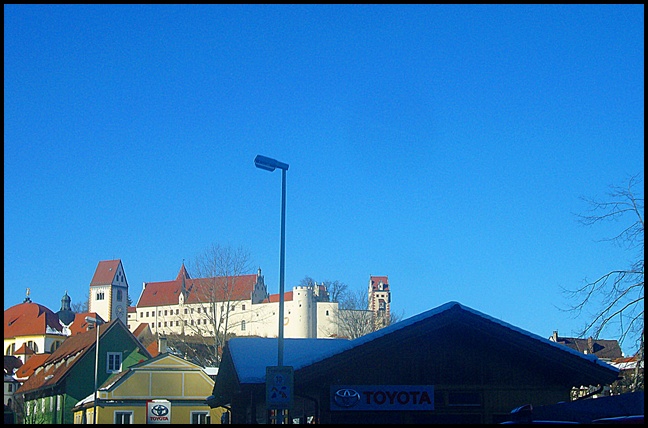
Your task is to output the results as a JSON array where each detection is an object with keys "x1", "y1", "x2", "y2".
[
  {"x1": 85, "y1": 316, "x2": 103, "y2": 424},
  {"x1": 254, "y1": 154, "x2": 289, "y2": 367}
]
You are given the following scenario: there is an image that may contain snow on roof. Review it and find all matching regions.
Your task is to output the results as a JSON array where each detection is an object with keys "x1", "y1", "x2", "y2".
[
  {"x1": 229, "y1": 337, "x2": 353, "y2": 384},
  {"x1": 228, "y1": 301, "x2": 618, "y2": 384}
]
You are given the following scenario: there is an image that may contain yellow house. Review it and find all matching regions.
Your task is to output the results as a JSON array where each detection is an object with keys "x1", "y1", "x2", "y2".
[{"x1": 72, "y1": 353, "x2": 226, "y2": 424}]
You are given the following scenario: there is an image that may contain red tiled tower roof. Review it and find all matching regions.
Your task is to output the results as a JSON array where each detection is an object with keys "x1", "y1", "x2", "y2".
[
  {"x1": 370, "y1": 276, "x2": 389, "y2": 291},
  {"x1": 90, "y1": 259, "x2": 122, "y2": 286},
  {"x1": 4, "y1": 302, "x2": 64, "y2": 338}
]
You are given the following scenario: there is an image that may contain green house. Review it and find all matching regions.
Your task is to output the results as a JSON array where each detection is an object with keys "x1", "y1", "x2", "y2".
[{"x1": 14, "y1": 318, "x2": 151, "y2": 424}]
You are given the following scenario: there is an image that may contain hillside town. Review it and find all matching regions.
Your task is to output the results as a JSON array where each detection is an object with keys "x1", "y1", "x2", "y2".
[{"x1": 4, "y1": 259, "x2": 642, "y2": 423}]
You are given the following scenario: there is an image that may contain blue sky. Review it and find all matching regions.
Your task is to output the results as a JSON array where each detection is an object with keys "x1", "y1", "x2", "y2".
[{"x1": 4, "y1": 5, "x2": 644, "y2": 356}]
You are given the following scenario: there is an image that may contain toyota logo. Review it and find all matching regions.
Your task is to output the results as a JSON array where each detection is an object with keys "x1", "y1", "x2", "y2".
[
  {"x1": 151, "y1": 404, "x2": 169, "y2": 416},
  {"x1": 334, "y1": 388, "x2": 361, "y2": 408}
]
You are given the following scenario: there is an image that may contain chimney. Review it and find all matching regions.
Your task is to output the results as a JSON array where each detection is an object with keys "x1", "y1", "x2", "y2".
[
  {"x1": 159, "y1": 336, "x2": 168, "y2": 354},
  {"x1": 551, "y1": 331, "x2": 558, "y2": 342},
  {"x1": 588, "y1": 337, "x2": 594, "y2": 354}
]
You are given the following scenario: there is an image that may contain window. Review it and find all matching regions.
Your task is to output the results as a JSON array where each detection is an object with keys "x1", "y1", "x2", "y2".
[
  {"x1": 50, "y1": 396, "x2": 54, "y2": 411},
  {"x1": 107, "y1": 352, "x2": 122, "y2": 373},
  {"x1": 164, "y1": 322, "x2": 167, "y2": 327},
  {"x1": 197, "y1": 308, "x2": 201, "y2": 314},
  {"x1": 184, "y1": 320, "x2": 187, "y2": 325},
  {"x1": 176, "y1": 321, "x2": 179, "y2": 326},
  {"x1": 27, "y1": 341, "x2": 39, "y2": 353},
  {"x1": 115, "y1": 411, "x2": 133, "y2": 424},
  {"x1": 97, "y1": 292, "x2": 105, "y2": 300},
  {"x1": 57, "y1": 395, "x2": 61, "y2": 411},
  {"x1": 140, "y1": 312, "x2": 143, "y2": 317},
  {"x1": 8, "y1": 384, "x2": 13, "y2": 392},
  {"x1": 158, "y1": 311, "x2": 162, "y2": 316},
  {"x1": 191, "y1": 411, "x2": 211, "y2": 424},
  {"x1": 158, "y1": 322, "x2": 161, "y2": 327},
  {"x1": 448, "y1": 392, "x2": 481, "y2": 407},
  {"x1": 146, "y1": 311, "x2": 149, "y2": 317},
  {"x1": 50, "y1": 341, "x2": 61, "y2": 353},
  {"x1": 241, "y1": 320, "x2": 246, "y2": 331},
  {"x1": 165, "y1": 310, "x2": 168, "y2": 316},
  {"x1": 175, "y1": 309, "x2": 179, "y2": 315},
  {"x1": 184, "y1": 308, "x2": 188, "y2": 314},
  {"x1": 117, "y1": 290, "x2": 123, "y2": 302},
  {"x1": 242, "y1": 304, "x2": 246, "y2": 310},
  {"x1": 6, "y1": 343, "x2": 15, "y2": 355}
]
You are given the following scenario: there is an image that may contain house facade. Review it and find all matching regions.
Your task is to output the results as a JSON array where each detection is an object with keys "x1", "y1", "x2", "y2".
[
  {"x1": 14, "y1": 319, "x2": 151, "y2": 424},
  {"x1": 72, "y1": 353, "x2": 225, "y2": 424}
]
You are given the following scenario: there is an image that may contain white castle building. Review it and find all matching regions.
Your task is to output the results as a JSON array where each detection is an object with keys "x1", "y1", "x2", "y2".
[{"x1": 88, "y1": 259, "x2": 392, "y2": 340}]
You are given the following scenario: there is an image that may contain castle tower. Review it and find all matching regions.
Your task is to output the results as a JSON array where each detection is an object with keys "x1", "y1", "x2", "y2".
[
  {"x1": 368, "y1": 275, "x2": 391, "y2": 330},
  {"x1": 89, "y1": 259, "x2": 129, "y2": 324}
]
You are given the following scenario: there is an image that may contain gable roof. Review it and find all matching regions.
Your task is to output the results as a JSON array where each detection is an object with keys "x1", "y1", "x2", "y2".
[
  {"x1": 15, "y1": 319, "x2": 150, "y2": 396},
  {"x1": 551, "y1": 334, "x2": 623, "y2": 360},
  {"x1": 215, "y1": 301, "x2": 619, "y2": 391},
  {"x1": 73, "y1": 353, "x2": 213, "y2": 410},
  {"x1": 14, "y1": 354, "x2": 49, "y2": 381},
  {"x1": 90, "y1": 259, "x2": 121, "y2": 286},
  {"x1": 137, "y1": 265, "x2": 259, "y2": 307},
  {"x1": 4, "y1": 301, "x2": 64, "y2": 338}
]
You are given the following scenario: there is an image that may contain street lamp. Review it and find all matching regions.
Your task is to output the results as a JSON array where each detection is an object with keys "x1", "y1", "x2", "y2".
[
  {"x1": 254, "y1": 154, "x2": 289, "y2": 367},
  {"x1": 85, "y1": 316, "x2": 103, "y2": 424}
]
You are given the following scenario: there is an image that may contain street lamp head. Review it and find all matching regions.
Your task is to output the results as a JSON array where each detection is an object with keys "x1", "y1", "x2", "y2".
[
  {"x1": 255, "y1": 155, "x2": 289, "y2": 172},
  {"x1": 85, "y1": 316, "x2": 103, "y2": 325}
]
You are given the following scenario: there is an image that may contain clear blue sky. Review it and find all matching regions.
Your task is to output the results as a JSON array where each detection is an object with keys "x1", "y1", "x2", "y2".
[{"x1": 4, "y1": 5, "x2": 644, "y2": 356}]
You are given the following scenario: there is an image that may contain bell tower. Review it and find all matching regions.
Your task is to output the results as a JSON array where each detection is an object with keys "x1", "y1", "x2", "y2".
[
  {"x1": 368, "y1": 275, "x2": 391, "y2": 330},
  {"x1": 89, "y1": 259, "x2": 129, "y2": 324}
]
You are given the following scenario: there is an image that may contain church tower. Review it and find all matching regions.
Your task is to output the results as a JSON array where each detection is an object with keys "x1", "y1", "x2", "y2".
[
  {"x1": 89, "y1": 259, "x2": 129, "y2": 324},
  {"x1": 368, "y1": 275, "x2": 391, "y2": 330}
]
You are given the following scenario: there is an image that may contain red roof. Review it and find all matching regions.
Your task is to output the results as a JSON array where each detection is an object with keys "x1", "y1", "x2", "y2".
[
  {"x1": 90, "y1": 259, "x2": 121, "y2": 286},
  {"x1": 68, "y1": 312, "x2": 104, "y2": 336},
  {"x1": 4, "y1": 302, "x2": 64, "y2": 338},
  {"x1": 146, "y1": 341, "x2": 159, "y2": 357},
  {"x1": 137, "y1": 265, "x2": 259, "y2": 307},
  {"x1": 132, "y1": 322, "x2": 150, "y2": 338},
  {"x1": 267, "y1": 291, "x2": 294, "y2": 303},
  {"x1": 14, "y1": 343, "x2": 36, "y2": 355},
  {"x1": 370, "y1": 275, "x2": 389, "y2": 291},
  {"x1": 14, "y1": 354, "x2": 49, "y2": 380}
]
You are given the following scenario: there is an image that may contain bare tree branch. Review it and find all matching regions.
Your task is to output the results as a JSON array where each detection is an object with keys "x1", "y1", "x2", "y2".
[{"x1": 562, "y1": 174, "x2": 644, "y2": 392}]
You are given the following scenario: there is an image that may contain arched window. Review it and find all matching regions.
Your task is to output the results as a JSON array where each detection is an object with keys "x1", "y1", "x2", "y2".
[
  {"x1": 6, "y1": 343, "x2": 15, "y2": 355},
  {"x1": 117, "y1": 289, "x2": 123, "y2": 302},
  {"x1": 27, "y1": 341, "x2": 39, "y2": 353}
]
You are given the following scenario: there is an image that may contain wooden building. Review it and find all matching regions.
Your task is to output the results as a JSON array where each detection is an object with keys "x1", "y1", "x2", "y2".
[{"x1": 208, "y1": 301, "x2": 619, "y2": 424}]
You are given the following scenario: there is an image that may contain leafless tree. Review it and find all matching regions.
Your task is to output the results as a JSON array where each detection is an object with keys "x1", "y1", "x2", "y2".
[
  {"x1": 562, "y1": 174, "x2": 644, "y2": 391},
  {"x1": 337, "y1": 287, "x2": 375, "y2": 339},
  {"x1": 165, "y1": 244, "x2": 254, "y2": 367},
  {"x1": 325, "y1": 279, "x2": 348, "y2": 303},
  {"x1": 71, "y1": 293, "x2": 89, "y2": 313}
]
